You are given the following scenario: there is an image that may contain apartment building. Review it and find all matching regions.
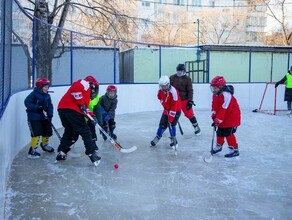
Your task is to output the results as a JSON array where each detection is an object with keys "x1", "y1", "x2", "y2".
[{"x1": 13, "y1": 0, "x2": 267, "y2": 45}]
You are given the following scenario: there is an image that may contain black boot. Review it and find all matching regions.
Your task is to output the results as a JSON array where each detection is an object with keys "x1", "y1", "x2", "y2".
[{"x1": 88, "y1": 152, "x2": 101, "y2": 167}]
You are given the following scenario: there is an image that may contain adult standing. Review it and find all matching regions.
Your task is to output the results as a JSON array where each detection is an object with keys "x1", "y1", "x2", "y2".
[
  {"x1": 170, "y1": 64, "x2": 201, "y2": 135},
  {"x1": 275, "y1": 66, "x2": 292, "y2": 115}
]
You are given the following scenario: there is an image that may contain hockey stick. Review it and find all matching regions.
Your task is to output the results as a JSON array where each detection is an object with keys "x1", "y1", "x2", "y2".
[
  {"x1": 43, "y1": 112, "x2": 85, "y2": 158},
  {"x1": 86, "y1": 113, "x2": 137, "y2": 153},
  {"x1": 177, "y1": 121, "x2": 193, "y2": 139},
  {"x1": 204, "y1": 126, "x2": 216, "y2": 163},
  {"x1": 168, "y1": 123, "x2": 178, "y2": 155},
  {"x1": 177, "y1": 121, "x2": 184, "y2": 135},
  {"x1": 50, "y1": 121, "x2": 62, "y2": 140}
]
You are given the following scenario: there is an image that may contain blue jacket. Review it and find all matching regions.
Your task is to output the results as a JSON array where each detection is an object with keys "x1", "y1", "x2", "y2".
[{"x1": 24, "y1": 87, "x2": 53, "y2": 120}]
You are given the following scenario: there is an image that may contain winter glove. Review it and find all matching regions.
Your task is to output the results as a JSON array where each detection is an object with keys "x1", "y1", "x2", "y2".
[
  {"x1": 38, "y1": 106, "x2": 44, "y2": 113},
  {"x1": 186, "y1": 101, "x2": 194, "y2": 110},
  {"x1": 91, "y1": 116, "x2": 97, "y2": 126},
  {"x1": 104, "y1": 114, "x2": 110, "y2": 122},
  {"x1": 275, "y1": 82, "x2": 279, "y2": 88},
  {"x1": 79, "y1": 104, "x2": 88, "y2": 115},
  {"x1": 212, "y1": 118, "x2": 222, "y2": 127}
]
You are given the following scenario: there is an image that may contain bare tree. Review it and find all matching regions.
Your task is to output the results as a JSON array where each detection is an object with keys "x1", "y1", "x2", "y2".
[
  {"x1": 259, "y1": 0, "x2": 292, "y2": 45},
  {"x1": 18, "y1": 0, "x2": 140, "y2": 82},
  {"x1": 200, "y1": 9, "x2": 245, "y2": 44}
]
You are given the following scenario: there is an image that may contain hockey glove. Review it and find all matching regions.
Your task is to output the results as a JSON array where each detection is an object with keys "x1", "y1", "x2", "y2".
[
  {"x1": 212, "y1": 118, "x2": 222, "y2": 127},
  {"x1": 186, "y1": 101, "x2": 194, "y2": 110},
  {"x1": 104, "y1": 114, "x2": 110, "y2": 122},
  {"x1": 38, "y1": 106, "x2": 44, "y2": 113},
  {"x1": 79, "y1": 104, "x2": 88, "y2": 115},
  {"x1": 275, "y1": 82, "x2": 279, "y2": 88},
  {"x1": 91, "y1": 116, "x2": 97, "y2": 126}
]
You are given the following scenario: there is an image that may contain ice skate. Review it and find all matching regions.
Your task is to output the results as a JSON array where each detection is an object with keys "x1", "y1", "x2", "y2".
[
  {"x1": 224, "y1": 147, "x2": 239, "y2": 158},
  {"x1": 55, "y1": 151, "x2": 67, "y2": 162},
  {"x1": 193, "y1": 123, "x2": 201, "y2": 135},
  {"x1": 194, "y1": 125, "x2": 201, "y2": 135},
  {"x1": 40, "y1": 143, "x2": 54, "y2": 152},
  {"x1": 28, "y1": 147, "x2": 40, "y2": 159},
  {"x1": 88, "y1": 152, "x2": 101, "y2": 167},
  {"x1": 150, "y1": 135, "x2": 160, "y2": 146},
  {"x1": 211, "y1": 143, "x2": 222, "y2": 155},
  {"x1": 169, "y1": 137, "x2": 178, "y2": 150}
]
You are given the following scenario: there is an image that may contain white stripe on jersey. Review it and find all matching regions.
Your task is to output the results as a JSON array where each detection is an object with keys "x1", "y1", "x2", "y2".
[
  {"x1": 81, "y1": 79, "x2": 90, "y2": 91},
  {"x1": 169, "y1": 86, "x2": 179, "y2": 101},
  {"x1": 222, "y1": 91, "x2": 232, "y2": 109}
]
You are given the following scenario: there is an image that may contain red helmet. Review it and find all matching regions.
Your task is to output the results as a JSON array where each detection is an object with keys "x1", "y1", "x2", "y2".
[
  {"x1": 210, "y1": 76, "x2": 226, "y2": 87},
  {"x1": 35, "y1": 77, "x2": 50, "y2": 88},
  {"x1": 84, "y1": 75, "x2": 99, "y2": 89},
  {"x1": 107, "y1": 85, "x2": 117, "y2": 92},
  {"x1": 106, "y1": 85, "x2": 117, "y2": 99}
]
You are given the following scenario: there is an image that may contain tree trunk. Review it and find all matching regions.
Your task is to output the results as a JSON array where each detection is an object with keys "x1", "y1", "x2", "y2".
[{"x1": 35, "y1": 0, "x2": 52, "y2": 81}]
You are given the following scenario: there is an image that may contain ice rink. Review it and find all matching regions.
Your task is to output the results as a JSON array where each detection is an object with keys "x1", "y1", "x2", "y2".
[{"x1": 5, "y1": 109, "x2": 292, "y2": 219}]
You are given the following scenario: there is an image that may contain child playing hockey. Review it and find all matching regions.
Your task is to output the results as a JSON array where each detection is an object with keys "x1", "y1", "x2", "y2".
[
  {"x1": 24, "y1": 77, "x2": 54, "y2": 158},
  {"x1": 99, "y1": 85, "x2": 118, "y2": 141},
  {"x1": 210, "y1": 76, "x2": 241, "y2": 158},
  {"x1": 151, "y1": 75, "x2": 181, "y2": 149},
  {"x1": 56, "y1": 75, "x2": 101, "y2": 166}
]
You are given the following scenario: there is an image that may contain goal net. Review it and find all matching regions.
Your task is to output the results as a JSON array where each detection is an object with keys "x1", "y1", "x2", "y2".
[{"x1": 254, "y1": 82, "x2": 287, "y2": 115}]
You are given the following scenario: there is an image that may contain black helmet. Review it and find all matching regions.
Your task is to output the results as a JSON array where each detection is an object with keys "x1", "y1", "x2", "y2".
[{"x1": 176, "y1": 64, "x2": 185, "y2": 71}]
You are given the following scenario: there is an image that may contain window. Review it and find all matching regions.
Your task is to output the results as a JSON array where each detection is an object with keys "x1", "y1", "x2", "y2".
[
  {"x1": 209, "y1": 0, "x2": 215, "y2": 8},
  {"x1": 191, "y1": 0, "x2": 201, "y2": 6},
  {"x1": 173, "y1": 0, "x2": 184, "y2": 5},
  {"x1": 248, "y1": 32, "x2": 258, "y2": 41},
  {"x1": 142, "y1": 1, "x2": 150, "y2": 7}
]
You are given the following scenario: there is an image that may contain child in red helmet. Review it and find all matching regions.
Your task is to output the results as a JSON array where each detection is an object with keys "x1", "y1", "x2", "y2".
[
  {"x1": 24, "y1": 77, "x2": 54, "y2": 158},
  {"x1": 99, "y1": 85, "x2": 118, "y2": 141},
  {"x1": 210, "y1": 76, "x2": 241, "y2": 158}
]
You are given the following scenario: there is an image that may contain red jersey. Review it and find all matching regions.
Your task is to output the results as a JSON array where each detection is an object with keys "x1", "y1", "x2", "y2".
[
  {"x1": 212, "y1": 91, "x2": 241, "y2": 128},
  {"x1": 58, "y1": 79, "x2": 92, "y2": 115},
  {"x1": 157, "y1": 86, "x2": 181, "y2": 122}
]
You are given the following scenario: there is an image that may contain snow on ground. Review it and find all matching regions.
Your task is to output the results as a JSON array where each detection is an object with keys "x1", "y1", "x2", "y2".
[{"x1": 5, "y1": 110, "x2": 292, "y2": 219}]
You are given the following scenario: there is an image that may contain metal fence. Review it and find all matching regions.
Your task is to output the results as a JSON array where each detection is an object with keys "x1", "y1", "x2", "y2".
[
  {"x1": 1, "y1": 0, "x2": 292, "y2": 119},
  {"x1": 0, "y1": 0, "x2": 12, "y2": 118}
]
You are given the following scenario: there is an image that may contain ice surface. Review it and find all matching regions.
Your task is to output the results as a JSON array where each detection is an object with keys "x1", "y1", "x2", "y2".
[{"x1": 5, "y1": 110, "x2": 292, "y2": 219}]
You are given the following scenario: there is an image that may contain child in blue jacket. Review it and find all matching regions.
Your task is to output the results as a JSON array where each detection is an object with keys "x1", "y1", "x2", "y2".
[{"x1": 24, "y1": 78, "x2": 54, "y2": 158}]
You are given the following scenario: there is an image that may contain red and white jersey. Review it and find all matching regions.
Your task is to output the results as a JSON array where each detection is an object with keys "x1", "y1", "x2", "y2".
[
  {"x1": 212, "y1": 91, "x2": 241, "y2": 128},
  {"x1": 157, "y1": 86, "x2": 181, "y2": 122},
  {"x1": 58, "y1": 79, "x2": 91, "y2": 114}
]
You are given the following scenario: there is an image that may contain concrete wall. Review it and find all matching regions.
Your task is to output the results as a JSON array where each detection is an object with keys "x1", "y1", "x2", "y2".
[{"x1": 0, "y1": 82, "x2": 287, "y2": 218}]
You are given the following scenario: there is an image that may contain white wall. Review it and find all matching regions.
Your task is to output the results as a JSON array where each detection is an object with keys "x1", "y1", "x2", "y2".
[{"x1": 0, "y1": 83, "x2": 287, "y2": 218}]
